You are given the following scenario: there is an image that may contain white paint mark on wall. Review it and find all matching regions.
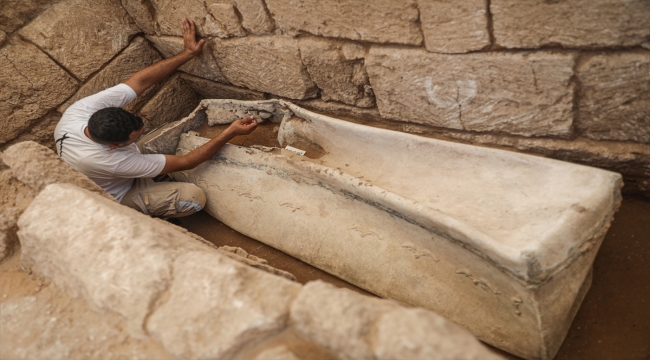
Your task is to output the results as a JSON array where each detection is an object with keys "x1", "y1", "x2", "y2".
[{"x1": 424, "y1": 77, "x2": 477, "y2": 109}]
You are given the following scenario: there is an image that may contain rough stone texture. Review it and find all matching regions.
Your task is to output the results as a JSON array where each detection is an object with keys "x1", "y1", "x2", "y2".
[
  {"x1": 577, "y1": 52, "x2": 650, "y2": 144},
  {"x1": 1, "y1": 141, "x2": 112, "y2": 200},
  {"x1": 59, "y1": 37, "x2": 163, "y2": 114},
  {"x1": 265, "y1": 0, "x2": 423, "y2": 45},
  {"x1": 17, "y1": 183, "x2": 209, "y2": 337},
  {"x1": 299, "y1": 37, "x2": 375, "y2": 107},
  {"x1": 181, "y1": 74, "x2": 266, "y2": 100},
  {"x1": 0, "y1": 37, "x2": 77, "y2": 146},
  {"x1": 147, "y1": 251, "x2": 301, "y2": 359},
  {"x1": 2, "y1": 112, "x2": 61, "y2": 152},
  {"x1": 147, "y1": 36, "x2": 227, "y2": 83},
  {"x1": 252, "y1": 345, "x2": 301, "y2": 360},
  {"x1": 150, "y1": 0, "x2": 245, "y2": 38},
  {"x1": 213, "y1": 36, "x2": 318, "y2": 100},
  {"x1": 0, "y1": 0, "x2": 54, "y2": 34},
  {"x1": 491, "y1": 0, "x2": 650, "y2": 49},
  {"x1": 138, "y1": 75, "x2": 201, "y2": 130},
  {"x1": 0, "y1": 31, "x2": 6, "y2": 46},
  {"x1": 0, "y1": 208, "x2": 21, "y2": 263},
  {"x1": 19, "y1": 0, "x2": 140, "y2": 81},
  {"x1": 291, "y1": 281, "x2": 501, "y2": 360},
  {"x1": 418, "y1": 0, "x2": 490, "y2": 53},
  {"x1": 275, "y1": 97, "x2": 384, "y2": 123},
  {"x1": 231, "y1": 0, "x2": 275, "y2": 35},
  {"x1": 366, "y1": 46, "x2": 575, "y2": 137},
  {"x1": 121, "y1": 0, "x2": 157, "y2": 34},
  {"x1": 0, "y1": 169, "x2": 35, "y2": 263}
]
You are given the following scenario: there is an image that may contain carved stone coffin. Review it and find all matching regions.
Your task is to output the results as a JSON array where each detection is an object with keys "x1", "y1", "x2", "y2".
[{"x1": 144, "y1": 99, "x2": 622, "y2": 360}]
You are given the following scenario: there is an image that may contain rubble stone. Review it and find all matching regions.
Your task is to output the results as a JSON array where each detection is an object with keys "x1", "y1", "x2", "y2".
[
  {"x1": 418, "y1": 0, "x2": 490, "y2": 53},
  {"x1": 0, "y1": 38, "x2": 77, "y2": 146},
  {"x1": 146, "y1": 36, "x2": 227, "y2": 83},
  {"x1": 366, "y1": 46, "x2": 575, "y2": 137},
  {"x1": 138, "y1": 75, "x2": 201, "y2": 130},
  {"x1": 121, "y1": 0, "x2": 158, "y2": 34},
  {"x1": 147, "y1": 251, "x2": 301, "y2": 359},
  {"x1": 19, "y1": 0, "x2": 140, "y2": 80},
  {"x1": 265, "y1": 0, "x2": 423, "y2": 45},
  {"x1": 577, "y1": 52, "x2": 650, "y2": 144},
  {"x1": 181, "y1": 74, "x2": 266, "y2": 100},
  {"x1": 231, "y1": 0, "x2": 274, "y2": 35},
  {"x1": 213, "y1": 36, "x2": 318, "y2": 100},
  {"x1": 59, "y1": 37, "x2": 163, "y2": 114},
  {"x1": 299, "y1": 37, "x2": 375, "y2": 107},
  {"x1": 491, "y1": 0, "x2": 650, "y2": 49},
  {"x1": 0, "y1": 0, "x2": 53, "y2": 34},
  {"x1": 1, "y1": 141, "x2": 112, "y2": 199}
]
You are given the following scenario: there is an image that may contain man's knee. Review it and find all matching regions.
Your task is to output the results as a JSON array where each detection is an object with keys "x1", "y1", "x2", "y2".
[
  {"x1": 173, "y1": 183, "x2": 206, "y2": 218},
  {"x1": 124, "y1": 182, "x2": 206, "y2": 218}
]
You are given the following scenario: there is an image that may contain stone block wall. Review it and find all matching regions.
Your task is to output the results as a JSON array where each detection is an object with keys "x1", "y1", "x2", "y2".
[{"x1": 1, "y1": 0, "x2": 649, "y2": 195}]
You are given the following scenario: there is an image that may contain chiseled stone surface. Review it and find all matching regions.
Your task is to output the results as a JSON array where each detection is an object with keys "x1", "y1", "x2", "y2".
[
  {"x1": 17, "y1": 184, "x2": 209, "y2": 338},
  {"x1": 1, "y1": 141, "x2": 112, "y2": 200},
  {"x1": 138, "y1": 75, "x2": 201, "y2": 129},
  {"x1": 231, "y1": 0, "x2": 275, "y2": 35},
  {"x1": 299, "y1": 37, "x2": 375, "y2": 108},
  {"x1": 150, "y1": 0, "x2": 245, "y2": 38},
  {"x1": 147, "y1": 251, "x2": 301, "y2": 359},
  {"x1": 121, "y1": 0, "x2": 157, "y2": 34},
  {"x1": 59, "y1": 37, "x2": 163, "y2": 114},
  {"x1": 0, "y1": 38, "x2": 77, "y2": 146},
  {"x1": 418, "y1": 0, "x2": 490, "y2": 53},
  {"x1": 181, "y1": 74, "x2": 266, "y2": 100},
  {"x1": 491, "y1": 0, "x2": 650, "y2": 49},
  {"x1": 0, "y1": 0, "x2": 53, "y2": 33},
  {"x1": 265, "y1": 0, "x2": 423, "y2": 45},
  {"x1": 366, "y1": 46, "x2": 575, "y2": 137},
  {"x1": 19, "y1": 0, "x2": 139, "y2": 81},
  {"x1": 291, "y1": 281, "x2": 502, "y2": 360},
  {"x1": 146, "y1": 36, "x2": 227, "y2": 83},
  {"x1": 577, "y1": 51, "x2": 650, "y2": 144},
  {"x1": 213, "y1": 36, "x2": 318, "y2": 100}
]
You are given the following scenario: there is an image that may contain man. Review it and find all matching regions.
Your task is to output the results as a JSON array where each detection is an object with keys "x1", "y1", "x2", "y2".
[{"x1": 54, "y1": 18, "x2": 258, "y2": 218}]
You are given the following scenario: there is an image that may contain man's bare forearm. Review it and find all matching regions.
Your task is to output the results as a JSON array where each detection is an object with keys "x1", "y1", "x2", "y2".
[{"x1": 125, "y1": 51, "x2": 195, "y2": 96}]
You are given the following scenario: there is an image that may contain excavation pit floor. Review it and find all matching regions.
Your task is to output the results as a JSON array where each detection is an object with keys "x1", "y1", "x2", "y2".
[{"x1": 176, "y1": 196, "x2": 650, "y2": 360}]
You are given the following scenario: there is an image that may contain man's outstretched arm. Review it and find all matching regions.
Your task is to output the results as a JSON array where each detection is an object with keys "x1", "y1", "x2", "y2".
[
  {"x1": 159, "y1": 116, "x2": 259, "y2": 174},
  {"x1": 124, "y1": 18, "x2": 205, "y2": 96}
]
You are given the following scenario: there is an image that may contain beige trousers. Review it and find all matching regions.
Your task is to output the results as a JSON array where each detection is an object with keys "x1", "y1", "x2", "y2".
[{"x1": 120, "y1": 177, "x2": 206, "y2": 218}]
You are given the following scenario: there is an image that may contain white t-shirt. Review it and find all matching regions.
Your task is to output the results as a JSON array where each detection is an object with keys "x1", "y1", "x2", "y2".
[{"x1": 54, "y1": 84, "x2": 166, "y2": 201}]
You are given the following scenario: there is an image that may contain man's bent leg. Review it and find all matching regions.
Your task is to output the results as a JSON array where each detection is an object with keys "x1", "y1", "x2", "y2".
[{"x1": 121, "y1": 178, "x2": 206, "y2": 218}]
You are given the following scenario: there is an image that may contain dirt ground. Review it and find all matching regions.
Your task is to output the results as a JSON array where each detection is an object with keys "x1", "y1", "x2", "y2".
[{"x1": 177, "y1": 196, "x2": 650, "y2": 360}]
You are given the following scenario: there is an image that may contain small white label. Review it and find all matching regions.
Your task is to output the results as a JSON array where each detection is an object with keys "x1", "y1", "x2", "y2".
[{"x1": 285, "y1": 145, "x2": 306, "y2": 156}]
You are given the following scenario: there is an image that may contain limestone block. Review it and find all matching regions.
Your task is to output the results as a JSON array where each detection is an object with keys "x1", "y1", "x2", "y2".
[
  {"x1": 59, "y1": 37, "x2": 163, "y2": 114},
  {"x1": 491, "y1": 0, "x2": 650, "y2": 49},
  {"x1": 0, "y1": 0, "x2": 52, "y2": 33},
  {"x1": 252, "y1": 345, "x2": 300, "y2": 360},
  {"x1": 299, "y1": 37, "x2": 375, "y2": 108},
  {"x1": 138, "y1": 75, "x2": 201, "y2": 130},
  {"x1": 265, "y1": 0, "x2": 423, "y2": 45},
  {"x1": 146, "y1": 36, "x2": 227, "y2": 83},
  {"x1": 17, "y1": 183, "x2": 210, "y2": 337},
  {"x1": 577, "y1": 52, "x2": 650, "y2": 144},
  {"x1": 366, "y1": 47, "x2": 575, "y2": 137},
  {"x1": 0, "y1": 286, "x2": 174, "y2": 360},
  {"x1": 150, "y1": 0, "x2": 245, "y2": 38},
  {"x1": 19, "y1": 0, "x2": 140, "y2": 81},
  {"x1": 0, "y1": 38, "x2": 77, "y2": 146},
  {"x1": 121, "y1": 0, "x2": 158, "y2": 34},
  {"x1": 147, "y1": 250, "x2": 301, "y2": 359},
  {"x1": 3, "y1": 112, "x2": 61, "y2": 151},
  {"x1": 162, "y1": 99, "x2": 622, "y2": 359},
  {"x1": 213, "y1": 36, "x2": 318, "y2": 100},
  {"x1": 418, "y1": 0, "x2": 490, "y2": 53},
  {"x1": 181, "y1": 74, "x2": 266, "y2": 100},
  {"x1": 0, "y1": 169, "x2": 36, "y2": 213},
  {"x1": 231, "y1": 0, "x2": 274, "y2": 35},
  {"x1": 291, "y1": 281, "x2": 501, "y2": 360},
  {"x1": 1, "y1": 141, "x2": 112, "y2": 200}
]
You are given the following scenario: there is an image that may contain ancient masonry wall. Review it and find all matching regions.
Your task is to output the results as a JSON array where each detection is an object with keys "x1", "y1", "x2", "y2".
[{"x1": 1, "y1": 0, "x2": 649, "y2": 195}]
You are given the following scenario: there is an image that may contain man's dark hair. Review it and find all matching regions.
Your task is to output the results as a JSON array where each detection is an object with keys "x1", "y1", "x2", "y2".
[{"x1": 88, "y1": 107, "x2": 144, "y2": 144}]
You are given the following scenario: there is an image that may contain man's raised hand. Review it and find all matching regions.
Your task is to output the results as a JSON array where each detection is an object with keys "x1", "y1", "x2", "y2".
[{"x1": 182, "y1": 18, "x2": 205, "y2": 57}]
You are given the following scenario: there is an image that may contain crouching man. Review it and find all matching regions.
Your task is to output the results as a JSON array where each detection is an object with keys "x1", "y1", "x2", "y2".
[{"x1": 54, "y1": 18, "x2": 257, "y2": 218}]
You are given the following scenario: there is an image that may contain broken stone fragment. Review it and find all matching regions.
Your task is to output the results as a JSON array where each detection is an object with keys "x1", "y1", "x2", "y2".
[
  {"x1": 0, "y1": 38, "x2": 78, "y2": 146},
  {"x1": 491, "y1": 0, "x2": 650, "y2": 49},
  {"x1": 418, "y1": 0, "x2": 491, "y2": 53},
  {"x1": 366, "y1": 46, "x2": 576, "y2": 137},
  {"x1": 577, "y1": 51, "x2": 650, "y2": 144},
  {"x1": 265, "y1": 0, "x2": 423, "y2": 45},
  {"x1": 19, "y1": 0, "x2": 140, "y2": 81}
]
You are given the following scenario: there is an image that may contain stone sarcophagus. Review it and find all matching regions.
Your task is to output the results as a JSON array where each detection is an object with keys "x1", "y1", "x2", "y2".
[{"x1": 143, "y1": 99, "x2": 622, "y2": 360}]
